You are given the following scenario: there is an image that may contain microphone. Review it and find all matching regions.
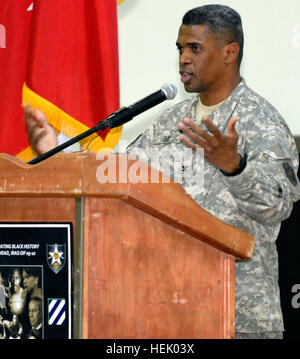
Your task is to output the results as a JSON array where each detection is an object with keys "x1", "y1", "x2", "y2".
[
  {"x1": 104, "y1": 83, "x2": 177, "y2": 128},
  {"x1": 27, "y1": 83, "x2": 177, "y2": 165}
]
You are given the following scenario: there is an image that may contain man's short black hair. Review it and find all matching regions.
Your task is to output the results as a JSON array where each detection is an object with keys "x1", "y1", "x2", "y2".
[{"x1": 182, "y1": 4, "x2": 244, "y2": 66}]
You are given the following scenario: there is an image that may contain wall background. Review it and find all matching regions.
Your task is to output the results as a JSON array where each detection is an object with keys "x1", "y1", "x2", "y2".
[{"x1": 117, "y1": 0, "x2": 300, "y2": 148}]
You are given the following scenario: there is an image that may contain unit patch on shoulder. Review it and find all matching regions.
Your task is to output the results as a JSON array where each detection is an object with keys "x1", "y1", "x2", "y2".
[{"x1": 283, "y1": 162, "x2": 298, "y2": 186}]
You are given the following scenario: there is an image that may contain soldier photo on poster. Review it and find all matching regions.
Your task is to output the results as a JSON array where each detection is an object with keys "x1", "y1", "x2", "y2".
[
  {"x1": 0, "y1": 266, "x2": 42, "y2": 339},
  {"x1": 0, "y1": 223, "x2": 72, "y2": 339}
]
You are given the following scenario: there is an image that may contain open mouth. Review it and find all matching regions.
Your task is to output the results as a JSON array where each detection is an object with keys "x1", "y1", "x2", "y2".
[{"x1": 179, "y1": 70, "x2": 194, "y2": 83}]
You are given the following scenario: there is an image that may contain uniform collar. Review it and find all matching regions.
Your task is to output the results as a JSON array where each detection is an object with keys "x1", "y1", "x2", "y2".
[
  {"x1": 210, "y1": 78, "x2": 247, "y2": 130},
  {"x1": 188, "y1": 78, "x2": 248, "y2": 131}
]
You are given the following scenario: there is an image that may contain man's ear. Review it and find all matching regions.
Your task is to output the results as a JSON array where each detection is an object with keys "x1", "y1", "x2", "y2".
[{"x1": 224, "y1": 42, "x2": 240, "y2": 64}]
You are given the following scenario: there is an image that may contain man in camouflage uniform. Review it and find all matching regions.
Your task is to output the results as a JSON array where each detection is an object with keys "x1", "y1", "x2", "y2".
[
  {"x1": 126, "y1": 5, "x2": 300, "y2": 338},
  {"x1": 25, "y1": 5, "x2": 300, "y2": 338}
]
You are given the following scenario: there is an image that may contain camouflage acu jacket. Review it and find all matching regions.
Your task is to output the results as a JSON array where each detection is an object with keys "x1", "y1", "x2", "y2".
[{"x1": 127, "y1": 79, "x2": 300, "y2": 333}]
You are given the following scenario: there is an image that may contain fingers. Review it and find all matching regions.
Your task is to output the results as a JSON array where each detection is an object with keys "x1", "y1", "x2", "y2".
[
  {"x1": 179, "y1": 128, "x2": 207, "y2": 152},
  {"x1": 34, "y1": 109, "x2": 48, "y2": 128},
  {"x1": 29, "y1": 128, "x2": 48, "y2": 148},
  {"x1": 227, "y1": 116, "x2": 238, "y2": 137},
  {"x1": 22, "y1": 104, "x2": 59, "y2": 154},
  {"x1": 23, "y1": 104, "x2": 49, "y2": 148},
  {"x1": 23, "y1": 103, "x2": 36, "y2": 121},
  {"x1": 200, "y1": 116, "x2": 224, "y2": 142},
  {"x1": 179, "y1": 116, "x2": 238, "y2": 141},
  {"x1": 200, "y1": 116, "x2": 237, "y2": 141},
  {"x1": 178, "y1": 116, "x2": 239, "y2": 159},
  {"x1": 178, "y1": 118, "x2": 208, "y2": 148},
  {"x1": 178, "y1": 117, "x2": 218, "y2": 152},
  {"x1": 23, "y1": 104, "x2": 47, "y2": 128}
]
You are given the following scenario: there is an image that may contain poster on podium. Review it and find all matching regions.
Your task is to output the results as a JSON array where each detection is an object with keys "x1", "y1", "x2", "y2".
[{"x1": 0, "y1": 223, "x2": 72, "y2": 339}]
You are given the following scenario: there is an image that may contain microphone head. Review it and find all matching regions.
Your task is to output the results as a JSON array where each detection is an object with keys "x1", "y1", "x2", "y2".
[{"x1": 161, "y1": 83, "x2": 177, "y2": 100}]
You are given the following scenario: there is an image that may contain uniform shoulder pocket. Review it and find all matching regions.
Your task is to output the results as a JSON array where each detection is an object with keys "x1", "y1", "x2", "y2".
[{"x1": 264, "y1": 144, "x2": 292, "y2": 160}]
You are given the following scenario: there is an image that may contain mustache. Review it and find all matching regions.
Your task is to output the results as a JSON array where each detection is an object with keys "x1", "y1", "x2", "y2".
[{"x1": 179, "y1": 68, "x2": 194, "y2": 75}]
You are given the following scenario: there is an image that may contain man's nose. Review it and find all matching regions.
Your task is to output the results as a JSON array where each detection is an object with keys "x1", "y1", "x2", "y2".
[{"x1": 180, "y1": 49, "x2": 192, "y2": 65}]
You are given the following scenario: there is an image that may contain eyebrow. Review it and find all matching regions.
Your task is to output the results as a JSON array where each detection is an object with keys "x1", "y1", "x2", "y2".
[{"x1": 176, "y1": 41, "x2": 203, "y2": 48}]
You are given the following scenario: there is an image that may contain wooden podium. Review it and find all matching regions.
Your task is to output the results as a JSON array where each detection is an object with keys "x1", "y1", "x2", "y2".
[{"x1": 0, "y1": 153, "x2": 254, "y2": 339}]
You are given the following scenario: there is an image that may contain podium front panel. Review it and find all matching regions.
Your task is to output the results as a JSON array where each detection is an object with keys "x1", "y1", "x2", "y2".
[{"x1": 83, "y1": 197, "x2": 235, "y2": 339}]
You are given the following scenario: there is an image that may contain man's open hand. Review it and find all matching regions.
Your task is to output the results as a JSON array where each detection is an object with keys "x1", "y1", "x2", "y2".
[
  {"x1": 178, "y1": 116, "x2": 241, "y2": 173},
  {"x1": 24, "y1": 104, "x2": 58, "y2": 155}
]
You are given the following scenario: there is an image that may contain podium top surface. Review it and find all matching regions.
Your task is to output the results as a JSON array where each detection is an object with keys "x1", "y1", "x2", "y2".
[{"x1": 0, "y1": 153, "x2": 255, "y2": 260}]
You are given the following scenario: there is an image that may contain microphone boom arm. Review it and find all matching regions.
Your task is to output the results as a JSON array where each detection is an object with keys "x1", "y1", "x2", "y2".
[
  {"x1": 27, "y1": 118, "x2": 117, "y2": 165},
  {"x1": 27, "y1": 83, "x2": 177, "y2": 165}
]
